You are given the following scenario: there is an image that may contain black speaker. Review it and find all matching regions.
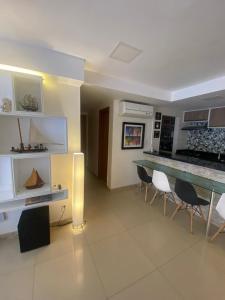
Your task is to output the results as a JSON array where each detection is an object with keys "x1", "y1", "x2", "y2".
[{"x1": 18, "y1": 206, "x2": 50, "y2": 253}]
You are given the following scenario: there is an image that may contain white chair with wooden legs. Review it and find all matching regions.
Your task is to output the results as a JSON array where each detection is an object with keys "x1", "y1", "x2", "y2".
[
  {"x1": 150, "y1": 170, "x2": 174, "y2": 216},
  {"x1": 211, "y1": 194, "x2": 225, "y2": 241}
]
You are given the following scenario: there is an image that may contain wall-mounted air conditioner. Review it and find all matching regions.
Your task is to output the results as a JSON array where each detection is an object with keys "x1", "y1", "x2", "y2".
[{"x1": 119, "y1": 101, "x2": 153, "y2": 118}]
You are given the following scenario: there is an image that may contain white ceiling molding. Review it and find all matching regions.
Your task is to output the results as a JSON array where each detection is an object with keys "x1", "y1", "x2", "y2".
[
  {"x1": 172, "y1": 76, "x2": 225, "y2": 101},
  {"x1": 85, "y1": 70, "x2": 171, "y2": 101},
  {"x1": 85, "y1": 70, "x2": 225, "y2": 103}
]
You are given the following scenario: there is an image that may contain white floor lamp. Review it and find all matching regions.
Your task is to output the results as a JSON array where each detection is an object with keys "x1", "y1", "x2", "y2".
[{"x1": 72, "y1": 152, "x2": 85, "y2": 229}]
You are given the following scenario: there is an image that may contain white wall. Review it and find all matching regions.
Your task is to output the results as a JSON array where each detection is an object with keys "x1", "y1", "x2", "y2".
[
  {"x1": 45, "y1": 76, "x2": 81, "y2": 224},
  {"x1": 86, "y1": 108, "x2": 99, "y2": 176},
  {"x1": 108, "y1": 100, "x2": 153, "y2": 189}
]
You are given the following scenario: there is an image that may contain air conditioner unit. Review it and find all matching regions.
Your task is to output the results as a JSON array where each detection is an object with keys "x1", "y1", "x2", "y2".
[{"x1": 119, "y1": 101, "x2": 154, "y2": 118}]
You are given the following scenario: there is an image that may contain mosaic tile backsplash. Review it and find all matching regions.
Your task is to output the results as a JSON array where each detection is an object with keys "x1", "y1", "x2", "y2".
[{"x1": 187, "y1": 128, "x2": 225, "y2": 153}]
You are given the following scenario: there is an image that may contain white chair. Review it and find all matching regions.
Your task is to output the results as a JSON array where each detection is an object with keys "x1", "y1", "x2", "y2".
[
  {"x1": 211, "y1": 194, "x2": 225, "y2": 241},
  {"x1": 150, "y1": 170, "x2": 174, "y2": 216}
]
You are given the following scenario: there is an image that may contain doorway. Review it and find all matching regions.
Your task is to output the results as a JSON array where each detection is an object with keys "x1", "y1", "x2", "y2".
[{"x1": 98, "y1": 107, "x2": 109, "y2": 182}]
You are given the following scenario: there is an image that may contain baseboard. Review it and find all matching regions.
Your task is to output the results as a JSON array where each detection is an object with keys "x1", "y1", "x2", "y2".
[
  {"x1": 0, "y1": 231, "x2": 18, "y2": 239},
  {"x1": 109, "y1": 184, "x2": 138, "y2": 192},
  {"x1": 51, "y1": 217, "x2": 72, "y2": 227}
]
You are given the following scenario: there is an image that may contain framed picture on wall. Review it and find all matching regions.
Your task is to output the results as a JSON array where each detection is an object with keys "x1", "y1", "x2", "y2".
[
  {"x1": 121, "y1": 122, "x2": 145, "y2": 149},
  {"x1": 155, "y1": 112, "x2": 162, "y2": 120},
  {"x1": 154, "y1": 131, "x2": 160, "y2": 138},
  {"x1": 154, "y1": 121, "x2": 161, "y2": 130}
]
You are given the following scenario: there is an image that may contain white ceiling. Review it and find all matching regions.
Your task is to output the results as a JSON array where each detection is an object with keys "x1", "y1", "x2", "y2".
[{"x1": 1, "y1": 0, "x2": 225, "y2": 90}]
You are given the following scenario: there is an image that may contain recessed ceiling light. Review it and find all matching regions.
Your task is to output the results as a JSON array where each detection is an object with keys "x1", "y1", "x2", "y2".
[{"x1": 110, "y1": 42, "x2": 142, "y2": 63}]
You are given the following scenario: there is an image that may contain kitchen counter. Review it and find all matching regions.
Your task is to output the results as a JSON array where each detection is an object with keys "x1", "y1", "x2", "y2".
[
  {"x1": 135, "y1": 154, "x2": 225, "y2": 236},
  {"x1": 144, "y1": 151, "x2": 225, "y2": 172}
]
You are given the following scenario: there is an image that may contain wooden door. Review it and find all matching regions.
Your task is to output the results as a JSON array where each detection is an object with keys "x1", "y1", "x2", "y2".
[{"x1": 98, "y1": 107, "x2": 109, "y2": 182}]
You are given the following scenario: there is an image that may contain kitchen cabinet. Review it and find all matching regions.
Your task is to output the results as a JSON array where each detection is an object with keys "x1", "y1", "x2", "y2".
[
  {"x1": 184, "y1": 110, "x2": 209, "y2": 122},
  {"x1": 209, "y1": 107, "x2": 225, "y2": 127}
]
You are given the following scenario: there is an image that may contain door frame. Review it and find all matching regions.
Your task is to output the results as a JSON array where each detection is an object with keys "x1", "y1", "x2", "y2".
[
  {"x1": 81, "y1": 112, "x2": 88, "y2": 165},
  {"x1": 98, "y1": 107, "x2": 110, "y2": 183}
]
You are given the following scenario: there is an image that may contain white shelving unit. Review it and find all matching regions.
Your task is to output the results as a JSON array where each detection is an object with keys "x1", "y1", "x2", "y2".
[
  {"x1": 0, "y1": 188, "x2": 68, "y2": 213},
  {"x1": 0, "y1": 70, "x2": 68, "y2": 213},
  {"x1": 0, "y1": 156, "x2": 14, "y2": 202}
]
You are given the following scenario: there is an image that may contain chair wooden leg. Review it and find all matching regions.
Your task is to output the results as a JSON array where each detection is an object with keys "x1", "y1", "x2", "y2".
[
  {"x1": 170, "y1": 203, "x2": 182, "y2": 220},
  {"x1": 139, "y1": 181, "x2": 143, "y2": 192},
  {"x1": 150, "y1": 190, "x2": 157, "y2": 206},
  {"x1": 210, "y1": 223, "x2": 225, "y2": 241},
  {"x1": 144, "y1": 184, "x2": 148, "y2": 203},
  {"x1": 170, "y1": 192, "x2": 176, "y2": 203},
  {"x1": 163, "y1": 193, "x2": 167, "y2": 216},
  {"x1": 190, "y1": 208, "x2": 194, "y2": 234},
  {"x1": 198, "y1": 205, "x2": 206, "y2": 223}
]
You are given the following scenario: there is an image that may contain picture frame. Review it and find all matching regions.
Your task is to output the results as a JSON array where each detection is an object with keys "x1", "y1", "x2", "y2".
[
  {"x1": 154, "y1": 121, "x2": 161, "y2": 130},
  {"x1": 154, "y1": 131, "x2": 160, "y2": 138},
  {"x1": 155, "y1": 112, "x2": 162, "y2": 120},
  {"x1": 121, "y1": 122, "x2": 145, "y2": 149}
]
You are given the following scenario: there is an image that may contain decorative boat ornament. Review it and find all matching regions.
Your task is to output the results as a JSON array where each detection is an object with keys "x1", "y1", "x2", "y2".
[
  {"x1": 24, "y1": 169, "x2": 45, "y2": 189},
  {"x1": 19, "y1": 94, "x2": 39, "y2": 112},
  {"x1": 11, "y1": 119, "x2": 63, "y2": 153}
]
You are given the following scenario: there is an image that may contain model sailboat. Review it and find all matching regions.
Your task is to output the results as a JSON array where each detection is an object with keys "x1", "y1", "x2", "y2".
[
  {"x1": 24, "y1": 168, "x2": 45, "y2": 189},
  {"x1": 11, "y1": 119, "x2": 63, "y2": 153},
  {"x1": 28, "y1": 119, "x2": 52, "y2": 148}
]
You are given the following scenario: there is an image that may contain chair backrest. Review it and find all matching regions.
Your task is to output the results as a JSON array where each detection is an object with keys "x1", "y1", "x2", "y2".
[
  {"x1": 216, "y1": 193, "x2": 225, "y2": 220},
  {"x1": 175, "y1": 178, "x2": 198, "y2": 205},
  {"x1": 152, "y1": 170, "x2": 171, "y2": 193},
  {"x1": 137, "y1": 165, "x2": 152, "y2": 183}
]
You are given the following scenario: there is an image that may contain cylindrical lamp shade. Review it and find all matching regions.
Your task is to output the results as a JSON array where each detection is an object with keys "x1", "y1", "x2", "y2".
[{"x1": 72, "y1": 153, "x2": 84, "y2": 228}]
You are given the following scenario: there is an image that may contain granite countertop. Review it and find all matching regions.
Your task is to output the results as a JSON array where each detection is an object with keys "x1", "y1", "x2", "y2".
[{"x1": 143, "y1": 151, "x2": 225, "y2": 172}]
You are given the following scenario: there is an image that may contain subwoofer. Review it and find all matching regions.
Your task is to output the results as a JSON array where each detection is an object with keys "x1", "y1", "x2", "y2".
[{"x1": 18, "y1": 206, "x2": 50, "y2": 253}]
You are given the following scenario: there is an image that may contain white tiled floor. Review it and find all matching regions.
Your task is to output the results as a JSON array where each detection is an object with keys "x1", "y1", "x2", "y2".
[{"x1": 1, "y1": 173, "x2": 225, "y2": 299}]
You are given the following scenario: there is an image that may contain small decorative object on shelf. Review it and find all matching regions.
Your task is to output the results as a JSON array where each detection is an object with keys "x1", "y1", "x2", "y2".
[
  {"x1": 58, "y1": 184, "x2": 62, "y2": 190},
  {"x1": 0, "y1": 98, "x2": 12, "y2": 112},
  {"x1": 11, "y1": 118, "x2": 48, "y2": 153},
  {"x1": 19, "y1": 94, "x2": 39, "y2": 112},
  {"x1": 24, "y1": 168, "x2": 45, "y2": 189}
]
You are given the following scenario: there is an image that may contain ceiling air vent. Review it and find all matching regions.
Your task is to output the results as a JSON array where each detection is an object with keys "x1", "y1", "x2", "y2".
[{"x1": 110, "y1": 42, "x2": 142, "y2": 63}]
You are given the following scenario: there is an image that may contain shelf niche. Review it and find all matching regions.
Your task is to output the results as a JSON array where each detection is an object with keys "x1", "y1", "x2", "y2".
[
  {"x1": 14, "y1": 74, "x2": 43, "y2": 113},
  {"x1": 0, "y1": 70, "x2": 43, "y2": 115},
  {"x1": 13, "y1": 156, "x2": 51, "y2": 199},
  {"x1": 0, "y1": 115, "x2": 67, "y2": 155}
]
